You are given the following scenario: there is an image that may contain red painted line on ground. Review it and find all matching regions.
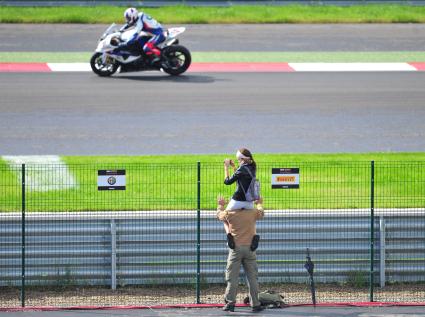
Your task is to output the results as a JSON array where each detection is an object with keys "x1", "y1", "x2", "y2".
[
  {"x1": 2, "y1": 62, "x2": 424, "y2": 73},
  {"x1": 0, "y1": 63, "x2": 51, "y2": 72},
  {"x1": 409, "y1": 62, "x2": 425, "y2": 71},
  {"x1": 188, "y1": 62, "x2": 295, "y2": 72},
  {"x1": 0, "y1": 62, "x2": 296, "y2": 73}
]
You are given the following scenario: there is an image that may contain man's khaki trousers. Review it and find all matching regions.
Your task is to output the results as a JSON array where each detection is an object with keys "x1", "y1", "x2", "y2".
[{"x1": 224, "y1": 245, "x2": 260, "y2": 307}]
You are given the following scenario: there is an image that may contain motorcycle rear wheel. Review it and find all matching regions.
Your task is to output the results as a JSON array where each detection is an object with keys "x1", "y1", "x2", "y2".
[
  {"x1": 90, "y1": 52, "x2": 119, "y2": 77},
  {"x1": 161, "y1": 45, "x2": 191, "y2": 76}
]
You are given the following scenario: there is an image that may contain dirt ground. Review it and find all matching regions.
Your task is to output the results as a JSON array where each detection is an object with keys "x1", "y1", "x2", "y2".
[{"x1": 1, "y1": 284, "x2": 424, "y2": 308}]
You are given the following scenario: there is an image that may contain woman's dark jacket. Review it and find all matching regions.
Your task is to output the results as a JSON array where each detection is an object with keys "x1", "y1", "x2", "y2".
[{"x1": 224, "y1": 163, "x2": 256, "y2": 201}]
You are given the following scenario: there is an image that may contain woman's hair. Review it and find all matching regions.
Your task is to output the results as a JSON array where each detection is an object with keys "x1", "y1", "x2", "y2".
[{"x1": 238, "y1": 148, "x2": 256, "y2": 172}]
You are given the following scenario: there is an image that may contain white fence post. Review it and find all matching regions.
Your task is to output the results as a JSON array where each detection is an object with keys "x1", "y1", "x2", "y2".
[
  {"x1": 379, "y1": 215, "x2": 386, "y2": 288},
  {"x1": 111, "y1": 219, "x2": 117, "y2": 290}
]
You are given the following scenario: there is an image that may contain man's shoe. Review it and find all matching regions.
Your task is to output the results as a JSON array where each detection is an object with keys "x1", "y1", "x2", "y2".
[
  {"x1": 250, "y1": 234, "x2": 260, "y2": 251},
  {"x1": 222, "y1": 302, "x2": 235, "y2": 312},
  {"x1": 227, "y1": 233, "x2": 235, "y2": 249},
  {"x1": 251, "y1": 305, "x2": 264, "y2": 312}
]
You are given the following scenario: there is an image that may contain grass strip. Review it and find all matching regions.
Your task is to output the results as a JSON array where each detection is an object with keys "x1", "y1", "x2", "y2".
[
  {"x1": 2, "y1": 51, "x2": 425, "y2": 63},
  {"x1": 1, "y1": 153, "x2": 424, "y2": 212},
  {"x1": 1, "y1": 5, "x2": 425, "y2": 24}
]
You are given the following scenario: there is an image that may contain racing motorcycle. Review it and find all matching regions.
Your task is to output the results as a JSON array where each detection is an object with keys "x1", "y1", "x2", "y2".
[{"x1": 90, "y1": 23, "x2": 191, "y2": 77}]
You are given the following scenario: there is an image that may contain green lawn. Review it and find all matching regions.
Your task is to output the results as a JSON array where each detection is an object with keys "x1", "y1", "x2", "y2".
[
  {"x1": 1, "y1": 5, "x2": 425, "y2": 24},
  {"x1": 1, "y1": 153, "x2": 424, "y2": 212}
]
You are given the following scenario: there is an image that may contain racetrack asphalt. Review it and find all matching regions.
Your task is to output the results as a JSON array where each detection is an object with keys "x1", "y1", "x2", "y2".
[
  {"x1": 2, "y1": 71, "x2": 425, "y2": 155},
  {"x1": 1, "y1": 24, "x2": 425, "y2": 155},
  {"x1": 1, "y1": 23, "x2": 425, "y2": 52}
]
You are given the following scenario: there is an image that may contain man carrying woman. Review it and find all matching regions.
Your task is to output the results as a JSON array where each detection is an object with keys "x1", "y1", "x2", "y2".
[{"x1": 217, "y1": 148, "x2": 264, "y2": 312}]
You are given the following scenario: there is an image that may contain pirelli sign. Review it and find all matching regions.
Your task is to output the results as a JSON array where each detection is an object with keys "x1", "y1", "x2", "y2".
[{"x1": 271, "y1": 168, "x2": 300, "y2": 189}]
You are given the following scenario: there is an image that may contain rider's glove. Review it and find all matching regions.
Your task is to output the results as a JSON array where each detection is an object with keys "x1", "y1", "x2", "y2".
[
  {"x1": 119, "y1": 24, "x2": 129, "y2": 32},
  {"x1": 110, "y1": 37, "x2": 120, "y2": 47}
]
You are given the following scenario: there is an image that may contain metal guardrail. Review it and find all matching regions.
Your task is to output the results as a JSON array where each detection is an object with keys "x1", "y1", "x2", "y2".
[{"x1": 1, "y1": 210, "x2": 424, "y2": 288}]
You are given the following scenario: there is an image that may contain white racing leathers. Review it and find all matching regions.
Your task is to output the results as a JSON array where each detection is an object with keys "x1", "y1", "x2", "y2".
[{"x1": 121, "y1": 12, "x2": 165, "y2": 55}]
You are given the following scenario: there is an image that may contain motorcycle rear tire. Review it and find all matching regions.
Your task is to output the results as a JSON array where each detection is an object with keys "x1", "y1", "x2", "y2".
[
  {"x1": 90, "y1": 52, "x2": 119, "y2": 77},
  {"x1": 161, "y1": 45, "x2": 191, "y2": 76}
]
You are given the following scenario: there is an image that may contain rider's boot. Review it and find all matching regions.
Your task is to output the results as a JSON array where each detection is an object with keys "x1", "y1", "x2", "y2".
[
  {"x1": 146, "y1": 44, "x2": 162, "y2": 65},
  {"x1": 149, "y1": 54, "x2": 160, "y2": 65}
]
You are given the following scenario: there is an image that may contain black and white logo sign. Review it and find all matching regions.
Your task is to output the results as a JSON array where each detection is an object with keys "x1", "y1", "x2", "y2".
[{"x1": 98, "y1": 170, "x2": 126, "y2": 190}]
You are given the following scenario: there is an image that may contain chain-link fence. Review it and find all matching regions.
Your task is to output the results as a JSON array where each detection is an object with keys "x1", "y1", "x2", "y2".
[{"x1": 0, "y1": 161, "x2": 424, "y2": 308}]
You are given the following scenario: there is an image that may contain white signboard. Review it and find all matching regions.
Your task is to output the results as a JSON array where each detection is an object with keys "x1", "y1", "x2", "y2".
[
  {"x1": 271, "y1": 168, "x2": 300, "y2": 189},
  {"x1": 98, "y1": 170, "x2": 126, "y2": 190}
]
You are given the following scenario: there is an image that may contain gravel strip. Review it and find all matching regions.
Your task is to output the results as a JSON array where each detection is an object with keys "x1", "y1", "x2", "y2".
[{"x1": 1, "y1": 284, "x2": 424, "y2": 308}]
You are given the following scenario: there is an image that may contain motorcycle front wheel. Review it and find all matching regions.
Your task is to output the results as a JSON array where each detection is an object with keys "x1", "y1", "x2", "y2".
[
  {"x1": 90, "y1": 53, "x2": 119, "y2": 77},
  {"x1": 161, "y1": 45, "x2": 191, "y2": 76}
]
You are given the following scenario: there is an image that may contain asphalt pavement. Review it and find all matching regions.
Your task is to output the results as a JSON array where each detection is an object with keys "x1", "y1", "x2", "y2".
[
  {"x1": 2, "y1": 305, "x2": 425, "y2": 317},
  {"x1": 1, "y1": 24, "x2": 425, "y2": 155},
  {"x1": 1, "y1": 71, "x2": 425, "y2": 155},
  {"x1": 1, "y1": 24, "x2": 425, "y2": 52}
]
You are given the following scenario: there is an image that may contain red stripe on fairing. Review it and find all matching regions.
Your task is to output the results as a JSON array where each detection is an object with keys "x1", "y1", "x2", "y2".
[
  {"x1": 408, "y1": 62, "x2": 425, "y2": 71},
  {"x1": 188, "y1": 62, "x2": 295, "y2": 72},
  {"x1": 0, "y1": 63, "x2": 51, "y2": 72}
]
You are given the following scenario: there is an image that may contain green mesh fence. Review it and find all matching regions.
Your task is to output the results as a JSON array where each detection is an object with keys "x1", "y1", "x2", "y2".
[
  {"x1": 374, "y1": 162, "x2": 425, "y2": 303},
  {"x1": 0, "y1": 161, "x2": 424, "y2": 308}
]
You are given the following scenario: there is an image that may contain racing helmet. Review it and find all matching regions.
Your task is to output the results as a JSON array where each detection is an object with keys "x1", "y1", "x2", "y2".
[{"x1": 124, "y1": 8, "x2": 138, "y2": 25}]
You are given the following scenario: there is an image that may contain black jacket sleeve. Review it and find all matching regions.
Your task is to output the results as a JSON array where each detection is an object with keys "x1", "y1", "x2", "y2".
[{"x1": 224, "y1": 168, "x2": 243, "y2": 185}]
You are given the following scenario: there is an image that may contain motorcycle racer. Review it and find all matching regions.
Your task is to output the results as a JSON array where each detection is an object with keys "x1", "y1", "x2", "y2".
[{"x1": 115, "y1": 8, "x2": 165, "y2": 64}]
